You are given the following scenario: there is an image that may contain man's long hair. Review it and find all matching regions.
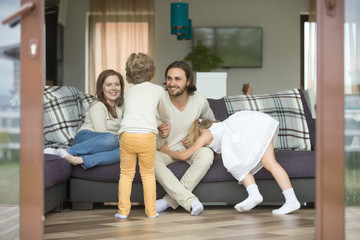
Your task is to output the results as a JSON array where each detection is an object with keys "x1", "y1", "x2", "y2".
[{"x1": 164, "y1": 61, "x2": 197, "y2": 95}]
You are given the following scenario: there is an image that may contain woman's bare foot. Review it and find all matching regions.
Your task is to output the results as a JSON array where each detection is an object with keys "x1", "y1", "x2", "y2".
[
  {"x1": 64, "y1": 155, "x2": 84, "y2": 165},
  {"x1": 56, "y1": 149, "x2": 84, "y2": 165},
  {"x1": 43, "y1": 148, "x2": 57, "y2": 155}
]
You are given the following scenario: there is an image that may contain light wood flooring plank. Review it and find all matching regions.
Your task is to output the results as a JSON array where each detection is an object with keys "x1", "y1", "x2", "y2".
[{"x1": 44, "y1": 205, "x2": 316, "y2": 240}]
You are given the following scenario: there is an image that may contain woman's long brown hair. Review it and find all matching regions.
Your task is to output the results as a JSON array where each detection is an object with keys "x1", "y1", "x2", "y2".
[{"x1": 95, "y1": 69, "x2": 124, "y2": 118}]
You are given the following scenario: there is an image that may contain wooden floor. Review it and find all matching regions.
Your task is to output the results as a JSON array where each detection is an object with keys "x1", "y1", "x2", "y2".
[
  {"x1": 0, "y1": 204, "x2": 356, "y2": 239},
  {"x1": 44, "y1": 204, "x2": 317, "y2": 240},
  {"x1": 0, "y1": 205, "x2": 20, "y2": 240}
]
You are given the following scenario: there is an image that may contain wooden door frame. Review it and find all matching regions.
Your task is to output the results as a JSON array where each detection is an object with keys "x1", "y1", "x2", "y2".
[
  {"x1": 20, "y1": 0, "x2": 44, "y2": 239},
  {"x1": 316, "y1": 0, "x2": 345, "y2": 239},
  {"x1": 14, "y1": 0, "x2": 348, "y2": 239}
]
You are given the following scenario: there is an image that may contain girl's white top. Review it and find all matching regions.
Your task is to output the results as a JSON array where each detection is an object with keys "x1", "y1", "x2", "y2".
[{"x1": 208, "y1": 110, "x2": 279, "y2": 182}]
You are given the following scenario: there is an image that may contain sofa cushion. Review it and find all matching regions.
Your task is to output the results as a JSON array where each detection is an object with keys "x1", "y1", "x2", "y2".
[
  {"x1": 223, "y1": 88, "x2": 311, "y2": 151},
  {"x1": 171, "y1": 150, "x2": 315, "y2": 182},
  {"x1": 70, "y1": 150, "x2": 315, "y2": 183},
  {"x1": 44, "y1": 154, "x2": 72, "y2": 188},
  {"x1": 207, "y1": 98, "x2": 229, "y2": 121},
  {"x1": 71, "y1": 163, "x2": 142, "y2": 183},
  {"x1": 43, "y1": 86, "x2": 94, "y2": 148},
  {"x1": 71, "y1": 162, "x2": 188, "y2": 183},
  {"x1": 255, "y1": 150, "x2": 315, "y2": 179}
]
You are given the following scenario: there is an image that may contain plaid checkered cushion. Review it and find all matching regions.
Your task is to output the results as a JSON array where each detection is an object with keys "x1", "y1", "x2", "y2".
[
  {"x1": 43, "y1": 86, "x2": 94, "y2": 148},
  {"x1": 223, "y1": 88, "x2": 311, "y2": 150}
]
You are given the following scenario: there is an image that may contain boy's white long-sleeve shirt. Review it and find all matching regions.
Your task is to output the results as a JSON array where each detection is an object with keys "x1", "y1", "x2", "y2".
[{"x1": 119, "y1": 82, "x2": 171, "y2": 135}]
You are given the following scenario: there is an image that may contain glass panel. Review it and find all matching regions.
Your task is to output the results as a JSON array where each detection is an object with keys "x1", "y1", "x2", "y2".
[
  {"x1": 304, "y1": 22, "x2": 317, "y2": 92},
  {"x1": 345, "y1": 0, "x2": 360, "y2": 239},
  {"x1": 0, "y1": 0, "x2": 21, "y2": 239}
]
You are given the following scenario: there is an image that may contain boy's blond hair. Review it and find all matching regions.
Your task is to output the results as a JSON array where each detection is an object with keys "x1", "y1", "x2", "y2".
[{"x1": 126, "y1": 53, "x2": 155, "y2": 84}]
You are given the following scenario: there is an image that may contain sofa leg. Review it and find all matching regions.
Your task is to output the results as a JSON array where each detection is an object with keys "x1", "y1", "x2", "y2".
[
  {"x1": 72, "y1": 202, "x2": 94, "y2": 210},
  {"x1": 49, "y1": 204, "x2": 62, "y2": 213}
]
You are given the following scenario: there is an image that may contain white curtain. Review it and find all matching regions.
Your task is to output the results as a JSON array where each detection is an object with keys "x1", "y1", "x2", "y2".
[
  {"x1": 88, "y1": 0, "x2": 155, "y2": 95},
  {"x1": 304, "y1": 0, "x2": 317, "y2": 92}
]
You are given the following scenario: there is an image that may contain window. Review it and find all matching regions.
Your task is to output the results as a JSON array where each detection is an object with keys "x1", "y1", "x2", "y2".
[
  {"x1": 93, "y1": 22, "x2": 149, "y2": 91},
  {"x1": 301, "y1": 14, "x2": 317, "y2": 92},
  {"x1": 88, "y1": 0, "x2": 155, "y2": 95}
]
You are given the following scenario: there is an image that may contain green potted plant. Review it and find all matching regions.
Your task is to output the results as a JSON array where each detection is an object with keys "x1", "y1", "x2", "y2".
[
  {"x1": 184, "y1": 40, "x2": 227, "y2": 99},
  {"x1": 184, "y1": 40, "x2": 223, "y2": 72}
]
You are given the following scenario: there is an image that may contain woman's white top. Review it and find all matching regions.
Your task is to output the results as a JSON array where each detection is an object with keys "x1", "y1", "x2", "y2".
[{"x1": 78, "y1": 101, "x2": 123, "y2": 136}]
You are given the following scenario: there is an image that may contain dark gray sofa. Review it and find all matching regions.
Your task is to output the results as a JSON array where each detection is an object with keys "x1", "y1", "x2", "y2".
[
  {"x1": 44, "y1": 154, "x2": 71, "y2": 213},
  {"x1": 44, "y1": 88, "x2": 316, "y2": 213}
]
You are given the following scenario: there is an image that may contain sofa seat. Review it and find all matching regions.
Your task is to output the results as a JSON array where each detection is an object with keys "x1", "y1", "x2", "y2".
[
  {"x1": 44, "y1": 154, "x2": 72, "y2": 188},
  {"x1": 44, "y1": 154, "x2": 72, "y2": 213},
  {"x1": 70, "y1": 150, "x2": 315, "y2": 184}
]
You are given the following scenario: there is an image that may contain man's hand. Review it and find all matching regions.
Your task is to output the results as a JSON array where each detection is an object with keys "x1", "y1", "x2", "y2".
[
  {"x1": 181, "y1": 136, "x2": 190, "y2": 148},
  {"x1": 158, "y1": 122, "x2": 171, "y2": 139}
]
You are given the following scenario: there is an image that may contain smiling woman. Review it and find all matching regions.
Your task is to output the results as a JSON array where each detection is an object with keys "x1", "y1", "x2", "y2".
[{"x1": 44, "y1": 69, "x2": 125, "y2": 169}]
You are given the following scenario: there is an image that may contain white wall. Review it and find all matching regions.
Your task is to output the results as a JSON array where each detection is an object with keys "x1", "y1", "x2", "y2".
[
  {"x1": 63, "y1": 0, "x2": 308, "y2": 95},
  {"x1": 155, "y1": 0, "x2": 309, "y2": 95}
]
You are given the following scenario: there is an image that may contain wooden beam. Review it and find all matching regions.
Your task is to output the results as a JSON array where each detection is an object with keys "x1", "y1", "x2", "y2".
[
  {"x1": 316, "y1": 0, "x2": 345, "y2": 239},
  {"x1": 20, "y1": 0, "x2": 44, "y2": 239}
]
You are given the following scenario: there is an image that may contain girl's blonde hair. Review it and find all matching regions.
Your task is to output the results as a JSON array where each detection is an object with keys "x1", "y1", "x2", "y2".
[{"x1": 187, "y1": 118, "x2": 216, "y2": 147}]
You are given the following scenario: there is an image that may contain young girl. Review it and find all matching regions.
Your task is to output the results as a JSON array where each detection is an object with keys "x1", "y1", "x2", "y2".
[
  {"x1": 159, "y1": 110, "x2": 300, "y2": 215},
  {"x1": 116, "y1": 53, "x2": 171, "y2": 219}
]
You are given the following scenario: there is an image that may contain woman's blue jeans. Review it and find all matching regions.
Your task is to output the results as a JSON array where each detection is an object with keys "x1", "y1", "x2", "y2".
[{"x1": 67, "y1": 130, "x2": 120, "y2": 169}]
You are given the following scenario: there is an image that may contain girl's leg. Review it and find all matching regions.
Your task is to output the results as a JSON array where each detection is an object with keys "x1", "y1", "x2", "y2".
[
  {"x1": 138, "y1": 133, "x2": 158, "y2": 218},
  {"x1": 234, "y1": 173, "x2": 263, "y2": 212},
  {"x1": 261, "y1": 141, "x2": 300, "y2": 214},
  {"x1": 116, "y1": 133, "x2": 137, "y2": 218}
]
